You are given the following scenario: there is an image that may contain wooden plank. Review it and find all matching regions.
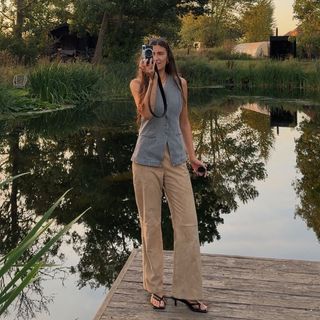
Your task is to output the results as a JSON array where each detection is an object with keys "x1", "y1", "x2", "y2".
[
  {"x1": 92, "y1": 249, "x2": 138, "y2": 320},
  {"x1": 124, "y1": 266, "x2": 320, "y2": 286},
  {"x1": 94, "y1": 249, "x2": 320, "y2": 320},
  {"x1": 117, "y1": 279, "x2": 320, "y2": 298},
  {"x1": 131, "y1": 252, "x2": 320, "y2": 274}
]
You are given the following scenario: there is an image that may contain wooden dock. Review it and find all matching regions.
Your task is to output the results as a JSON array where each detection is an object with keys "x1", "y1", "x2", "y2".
[{"x1": 93, "y1": 249, "x2": 320, "y2": 320}]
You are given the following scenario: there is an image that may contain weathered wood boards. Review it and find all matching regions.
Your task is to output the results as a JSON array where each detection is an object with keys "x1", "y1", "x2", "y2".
[{"x1": 94, "y1": 249, "x2": 320, "y2": 320}]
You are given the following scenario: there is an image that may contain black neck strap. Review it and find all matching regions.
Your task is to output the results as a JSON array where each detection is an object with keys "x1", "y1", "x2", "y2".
[{"x1": 148, "y1": 64, "x2": 167, "y2": 118}]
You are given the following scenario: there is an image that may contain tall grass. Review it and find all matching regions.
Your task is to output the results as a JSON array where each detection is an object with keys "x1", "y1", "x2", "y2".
[
  {"x1": 177, "y1": 58, "x2": 320, "y2": 92},
  {"x1": 174, "y1": 47, "x2": 252, "y2": 61},
  {"x1": 102, "y1": 62, "x2": 136, "y2": 99},
  {"x1": 0, "y1": 50, "x2": 28, "y2": 87},
  {"x1": 3, "y1": 58, "x2": 320, "y2": 110},
  {"x1": 29, "y1": 63, "x2": 105, "y2": 104}
]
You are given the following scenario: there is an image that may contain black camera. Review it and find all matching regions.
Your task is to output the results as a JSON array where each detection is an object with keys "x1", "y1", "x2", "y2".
[
  {"x1": 197, "y1": 166, "x2": 206, "y2": 176},
  {"x1": 142, "y1": 45, "x2": 153, "y2": 64}
]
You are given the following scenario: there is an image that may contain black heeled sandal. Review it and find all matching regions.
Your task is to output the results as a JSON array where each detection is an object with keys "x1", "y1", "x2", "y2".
[
  {"x1": 172, "y1": 297, "x2": 208, "y2": 313},
  {"x1": 150, "y1": 293, "x2": 166, "y2": 310}
]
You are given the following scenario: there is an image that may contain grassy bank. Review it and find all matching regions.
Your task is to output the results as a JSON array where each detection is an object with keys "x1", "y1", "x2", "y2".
[
  {"x1": 177, "y1": 58, "x2": 320, "y2": 92},
  {"x1": 1, "y1": 58, "x2": 320, "y2": 115},
  {"x1": 0, "y1": 85, "x2": 62, "y2": 115}
]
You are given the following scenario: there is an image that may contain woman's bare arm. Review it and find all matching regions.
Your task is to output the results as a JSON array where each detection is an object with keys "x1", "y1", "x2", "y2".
[
  {"x1": 179, "y1": 78, "x2": 205, "y2": 172},
  {"x1": 130, "y1": 59, "x2": 157, "y2": 120}
]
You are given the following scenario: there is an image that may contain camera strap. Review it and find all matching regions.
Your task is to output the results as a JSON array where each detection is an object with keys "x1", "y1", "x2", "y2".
[{"x1": 148, "y1": 64, "x2": 167, "y2": 118}]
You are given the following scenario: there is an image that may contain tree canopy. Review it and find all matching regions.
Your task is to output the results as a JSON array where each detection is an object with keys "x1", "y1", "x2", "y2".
[
  {"x1": 240, "y1": 0, "x2": 274, "y2": 42},
  {"x1": 3, "y1": 0, "x2": 312, "y2": 61},
  {"x1": 179, "y1": 0, "x2": 274, "y2": 47},
  {"x1": 293, "y1": 0, "x2": 320, "y2": 58},
  {"x1": 0, "y1": 0, "x2": 209, "y2": 62}
]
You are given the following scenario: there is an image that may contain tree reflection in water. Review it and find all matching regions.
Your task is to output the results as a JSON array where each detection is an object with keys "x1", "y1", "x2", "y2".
[
  {"x1": 0, "y1": 95, "x2": 275, "y2": 319},
  {"x1": 0, "y1": 128, "x2": 67, "y2": 319},
  {"x1": 188, "y1": 99, "x2": 271, "y2": 245},
  {"x1": 294, "y1": 110, "x2": 320, "y2": 241}
]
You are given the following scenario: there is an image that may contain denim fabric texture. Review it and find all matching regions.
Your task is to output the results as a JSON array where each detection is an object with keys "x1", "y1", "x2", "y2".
[{"x1": 131, "y1": 75, "x2": 187, "y2": 166}]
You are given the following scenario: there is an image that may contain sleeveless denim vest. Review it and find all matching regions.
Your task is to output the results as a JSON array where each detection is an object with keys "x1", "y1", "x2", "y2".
[{"x1": 131, "y1": 75, "x2": 187, "y2": 167}]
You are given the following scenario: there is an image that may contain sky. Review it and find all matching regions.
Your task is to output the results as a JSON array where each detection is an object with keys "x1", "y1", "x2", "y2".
[{"x1": 273, "y1": 0, "x2": 297, "y2": 35}]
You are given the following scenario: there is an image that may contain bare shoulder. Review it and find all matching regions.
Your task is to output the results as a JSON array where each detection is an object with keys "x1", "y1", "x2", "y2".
[
  {"x1": 179, "y1": 77, "x2": 187, "y2": 86},
  {"x1": 178, "y1": 76, "x2": 188, "y2": 95},
  {"x1": 178, "y1": 76, "x2": 188, "y2": 90},
  {"x1": 130, "y1": 78, "x2": 141, "y2": 92}
]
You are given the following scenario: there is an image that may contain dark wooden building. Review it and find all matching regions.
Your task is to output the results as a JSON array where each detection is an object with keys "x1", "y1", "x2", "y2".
[
  {"x1": 269, "y1": 35, "x2": 296, "y2": 59},
  {"x1": 49, "y1": 23, "x2": 97, "y2": 62}
]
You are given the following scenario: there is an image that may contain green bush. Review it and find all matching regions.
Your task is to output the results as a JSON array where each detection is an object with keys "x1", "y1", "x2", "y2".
[{"x1": 0, "y1": 35, "x2": 39, "y2": 65}]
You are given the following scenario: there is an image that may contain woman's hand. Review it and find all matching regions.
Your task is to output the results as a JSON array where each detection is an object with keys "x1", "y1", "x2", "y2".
[
  {"x1": 139, "y1": 58, "x2": 155, "y2": 79},
  {"x1": 190, "y1": 158, "x2": 207, "y2": 177}
]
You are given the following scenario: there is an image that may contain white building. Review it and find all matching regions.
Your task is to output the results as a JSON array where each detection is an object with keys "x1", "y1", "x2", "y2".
[{"x1": 233, "y1": 41, "x2": 270, "y2": 58}]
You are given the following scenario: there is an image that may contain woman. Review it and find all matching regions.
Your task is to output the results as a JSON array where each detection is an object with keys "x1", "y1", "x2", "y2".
[{"x1": 130, "y1": 38, "x2": 208, "y2": 313}]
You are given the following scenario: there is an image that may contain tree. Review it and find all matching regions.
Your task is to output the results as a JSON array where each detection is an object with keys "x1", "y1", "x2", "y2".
[
  {"x1": 72, "y1": 0, "x2": 209, "y2": 63},
  {"x1": 240, "y1": 0, "x2": 274, "y2": 42},
  {"x1": 179, "y1": 0, "x2": 258, "y2": 47},
  {"x1": 293, "y1": 0, "x2": 320, "y2": 58},
  {"x1": 1, "y1": 0, "x2": 210, "y2": 62},
  {"x1": 294, "y1": 111, "x2": 320, "y2": 240},
  {"x1": 0, "y1": 0, "x2": 73, "y2": 62}
]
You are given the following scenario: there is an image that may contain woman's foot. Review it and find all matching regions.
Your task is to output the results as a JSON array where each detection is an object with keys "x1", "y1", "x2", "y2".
[
  {"x1": 150, "y1": 293, "x2": 166, "y2": 309},
  {"x1": 172, "y1": 297, "x2": 208, "y2": 313},
  {"x1": 187, "y1": 300, "x2": 208, "y2": 312}
]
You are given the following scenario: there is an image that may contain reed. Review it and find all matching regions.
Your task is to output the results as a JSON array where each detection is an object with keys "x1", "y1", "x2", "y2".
[
  {"x1": 178, "y1": 58, "x2": 217, "y2": 86},
  {"x1": 102, "y1": 62, "x2": 136, "y2": 99},
  {"x1": 174, "y1": 47, "x2": 252, "y2": 61},
  {"x1": 0, "y1": 175, "x2": 90, "y2": 316},
  {"x1": 3, "y1": 58, "x2": 320, "y2": 111},
  {"x1": 29, "y1": 63, "x2": 105, "y2": 104},
  {"x1": 176, "y1": 58, "x2": 320, "y2": 92}
]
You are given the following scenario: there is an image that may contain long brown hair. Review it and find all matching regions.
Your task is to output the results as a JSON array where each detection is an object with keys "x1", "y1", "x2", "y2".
[{"x1": 135, "y1": 38, "x2": 184, "y2": 123}]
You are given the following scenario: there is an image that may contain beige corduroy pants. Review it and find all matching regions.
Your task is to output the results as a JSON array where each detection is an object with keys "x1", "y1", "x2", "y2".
[{"x1": 132, "y1": 147, "x2": 203, "y2": 299}]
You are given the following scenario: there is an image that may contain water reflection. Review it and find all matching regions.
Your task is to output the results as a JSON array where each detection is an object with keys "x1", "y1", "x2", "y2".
[
  {"x1": 0, "y1": 92, "x2": 319, "y2": 319},
  {"x1": 294, "y1": 111, "x2": 320, "y2": 241}
]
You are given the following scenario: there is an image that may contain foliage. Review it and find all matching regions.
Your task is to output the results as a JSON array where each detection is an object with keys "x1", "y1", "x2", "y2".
[
  {"x1": 102, "y1": 62, "x2": 136, "y2": 98},
  {"x1": 0, "y1": 86, "x2": 71, "y2": 116},
  {"x1": 0, "y1": 35, "x2": 39, "y2": 65},
  {"x1": 1, "y1": 0, "x2": 207, "y2": 63},
  {"x1": 179, "y1": 0, "x2": 258, "y2": 47},
  {"x1": 29, "y1": 63, "x2": 105, "y2": 104},
  {"x1": 177, "y1": 58, "x2": 216, "y2": 86},
  {"x1": 293, "y1": 0, "x2": 320, "y2": 58},
  {"x1": 240, "y1": 0, "x2": 274, "y2": 42},
  {"x1": 176, "y1": 58, "x2": 320, "y2": 92},
  {"x1": 175, "y1": 47, "x2": 253, "y2": 60},
  {"x1": 0, "y1": 86, "x2": 17, "y2": 113},
  {"x1": 68, "y1": 0, "x2": 209, "y2": 61},
  {"x1": 294, "y1": 113, "x2": 320, "y2": 240},
  {"x1": 0, "y1": 0, "x2": 73, "y2": 62},
  {"x1": 0, "y1": 180, "x2": 90, "y2": 316}
]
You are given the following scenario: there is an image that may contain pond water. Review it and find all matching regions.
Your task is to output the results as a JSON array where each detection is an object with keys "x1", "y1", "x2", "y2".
[{"x1": 1, "y1": 89, "x2": 320, "y2": 320}]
